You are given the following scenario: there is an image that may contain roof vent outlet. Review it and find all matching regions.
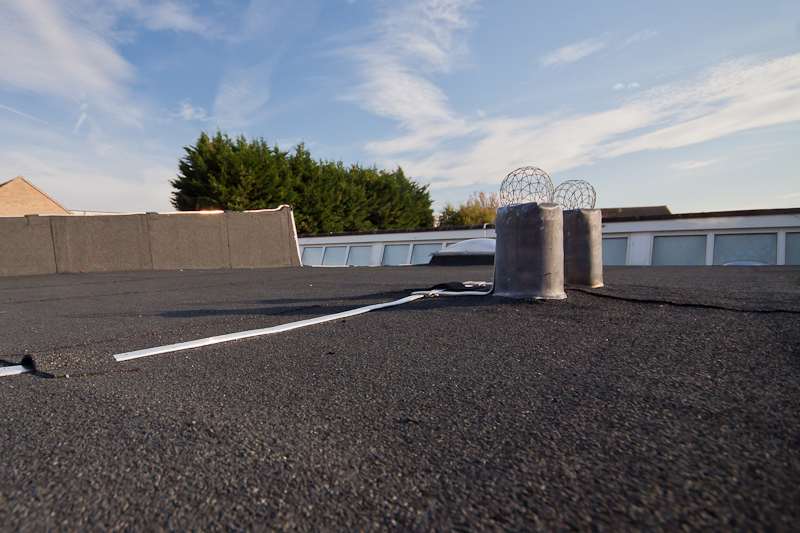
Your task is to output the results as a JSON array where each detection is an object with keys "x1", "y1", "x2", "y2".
[
  {"x1": 493, "y1": 202, "x2": 566, "y2": 299},
  {"x1": 563, "y1": 209, "x2": 604, "y2": 288}
]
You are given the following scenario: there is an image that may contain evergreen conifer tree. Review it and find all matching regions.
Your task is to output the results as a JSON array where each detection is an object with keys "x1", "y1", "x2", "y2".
[{"x1": 171, "y1": 131, "x2": 434, "y2": 233}]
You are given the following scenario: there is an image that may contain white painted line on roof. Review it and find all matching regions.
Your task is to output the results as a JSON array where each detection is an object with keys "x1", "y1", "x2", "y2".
[
  {"x1": 114, "y1": 293, "x2": 427, "y2": 362},
  {"x1": 0, "y1": 365, "x2": 33, "y2": 377}
]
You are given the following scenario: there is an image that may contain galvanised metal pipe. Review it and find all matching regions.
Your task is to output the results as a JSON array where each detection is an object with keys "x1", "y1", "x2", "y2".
[
  {"x1": 563, "y1": 208, "x2": 604, "y2": 288},
  {"x1": 493, "y1": 202, "x2": 566, "y2": 299}
]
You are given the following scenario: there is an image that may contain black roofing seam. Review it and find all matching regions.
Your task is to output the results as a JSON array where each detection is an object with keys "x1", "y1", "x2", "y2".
[{"x1": 569, "y1": 287, "x2": 800, "y2": 314}]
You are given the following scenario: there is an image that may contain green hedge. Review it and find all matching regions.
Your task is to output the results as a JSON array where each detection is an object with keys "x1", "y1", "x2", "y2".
[{"x1": 171, "y1": 132, "x2": 434, "y2": 234}]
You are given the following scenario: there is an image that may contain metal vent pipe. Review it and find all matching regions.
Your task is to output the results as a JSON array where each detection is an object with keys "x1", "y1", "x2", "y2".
[
  {"x1": 493, "y1": 202, "x2": 566, "y2": 299},
  {"x1": 563, "y1": 209, "x2": 604, "y2": 288}
]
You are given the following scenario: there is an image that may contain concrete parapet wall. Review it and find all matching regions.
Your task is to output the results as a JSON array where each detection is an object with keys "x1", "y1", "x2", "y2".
[
  {"x1": 148, "y1": 212, "x2": 230, "y2": 271},
  {"x1": 227, "y1": 209, "x2": 301, "y2": 268},
  {"x1": 0, "y1": 215, "x2": 57, "y2": 276},
  {"x1": 0, "y1": 207, "x2": 300, "y2": 277},
  {"x1": 51, "y1": 214, "x2": 152, "y2": 273}
]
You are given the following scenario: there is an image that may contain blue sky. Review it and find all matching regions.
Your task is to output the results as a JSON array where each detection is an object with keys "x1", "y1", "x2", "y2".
[{"x1": 1, "y1": 0, "x2": 799, "y2": 214}]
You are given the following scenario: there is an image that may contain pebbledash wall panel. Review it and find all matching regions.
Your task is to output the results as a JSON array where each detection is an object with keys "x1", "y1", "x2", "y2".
[
  {"x1": 148, "y1": 212, "x2": 231, "y2": 270},
  {"x1": 0, "y1": 207, "x2": 301, "y2": 276},
  {"x1": 51, "y1": 214, "x2": 152, "y2": 273},
  {"x1": 0, "y1": 215, "x2": 57, "y2": 276},
  {"x1": 226, "y1": 209, "x2": 301, "y2": 268}
]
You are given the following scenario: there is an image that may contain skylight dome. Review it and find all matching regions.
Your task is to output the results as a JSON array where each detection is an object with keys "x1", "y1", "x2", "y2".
[{"x1": 435, "y1": 238, "x2": 496, "y2": 255}]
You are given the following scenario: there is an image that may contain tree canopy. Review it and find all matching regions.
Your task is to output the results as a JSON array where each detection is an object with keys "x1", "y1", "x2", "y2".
[
  {"x1": 438, "y1": 191, "x2": 499, "y2": 227},
  {"x1": 171, "y1": 131, "x2": 434, "y2": 234}
]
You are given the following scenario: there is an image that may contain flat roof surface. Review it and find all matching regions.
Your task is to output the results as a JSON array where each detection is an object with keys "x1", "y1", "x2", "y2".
[{"x1": 1, "y1": 265, "x2": 799, "y2": 531}]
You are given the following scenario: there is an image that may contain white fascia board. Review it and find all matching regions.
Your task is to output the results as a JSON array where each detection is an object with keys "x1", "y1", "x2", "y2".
[
  {"x1": 602, "y1": 215, "x2": 800, "y2": 234},
  {"x1": 299, "y1": 228, "x2": 495, "y2": 247},
  {"x1": 299, "y1": 215, "x2": 799, "y2": 246}
]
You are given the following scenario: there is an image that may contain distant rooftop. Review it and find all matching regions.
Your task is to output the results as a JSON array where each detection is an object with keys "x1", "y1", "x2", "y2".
[
  {"x1": 299, "y1": 205, "x2": 800, "y2": 237},
  {"x1": 600, "y1": 205, "x2": 671, "y2": 218},
  {"x1": 0, "y1": 176, "x2": 71, "y2": 216}
]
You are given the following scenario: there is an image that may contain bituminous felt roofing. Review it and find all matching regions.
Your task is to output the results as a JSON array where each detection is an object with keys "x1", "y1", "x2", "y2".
[{"x1": 0, "y1": 265, "x2": 798, "y2": 531}]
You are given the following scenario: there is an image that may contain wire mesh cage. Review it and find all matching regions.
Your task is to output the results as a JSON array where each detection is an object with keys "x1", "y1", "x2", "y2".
[
  {"x1": 553, "y1": 180, "x2": 596, "y2": 210},
  {"x1": 499, "y1": 167, "x2": 555, "y2": 206}
]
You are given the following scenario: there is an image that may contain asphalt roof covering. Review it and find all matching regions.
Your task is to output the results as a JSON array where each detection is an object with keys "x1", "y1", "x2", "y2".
[{"x1": 1, "y1": 265, "x2": 798, "y2": 531}]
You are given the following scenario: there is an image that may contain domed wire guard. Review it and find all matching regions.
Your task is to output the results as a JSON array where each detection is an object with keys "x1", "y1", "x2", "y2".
[
  {"x1": 499, "y1": 167, "x2": 554, "y2": 206},
  {"x1": 553, "y1": 180, "x2": 596, "y2": 210}
]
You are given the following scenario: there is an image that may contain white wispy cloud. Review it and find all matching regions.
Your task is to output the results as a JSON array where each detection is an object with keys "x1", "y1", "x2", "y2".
[
  {"x1": 0, "y1": 0, "x2": 221, "y2": 128},
  {"x1": 380, "y1": 0, "x2": 475, "y2": 72},
  {"x1": 539, "y1": 37, "x2": 608, "y2": 68},
  {"x1": 669, "y1": 159, "x2": 722, "y2": 171},
  {"x1": 0, "y1": 149, "x2": 175, "y2": 212},
  {"x1": 625, "y1": 29, "x2": 659, "y2": 45},
  {"x1": 343, "y1": 53, "x2": 460, "y2": 129},
  {"x1": 0, "y1": 0, "x2": 135, "y2": 102},
  {"x1": 212, "y1": 63, "x2": 273, "y2": 129},
  {"x1": 0, "y1": 103, "x2": 59, "y2": 128},
  {"x1": 602, "y1": 54, "x2": 800, "y2": 158},
  {"x1": 614, "y1": 82, "x2": 640, "y2": 90},
  {"x1": 82, "y1": 0, "x2": 215, "y2": 39},
  {"x1": 172, "y1": 99, "x2": 209, "y2": 121},
  {"x1": 362, "y1": 52, "x2": 800, "y2": 190},
  {"x1": 206, "y1": 0, "x2": 328, "y2": 128},
  {"x1": 73, "y1": 112, "x2": 88, "y2": 134},
  {"x1": 136, "y1": 0, "x2": 209, "y2": 34},
  {"x1": 338, "y1": 0, "x2": 476, "y2": 152}
]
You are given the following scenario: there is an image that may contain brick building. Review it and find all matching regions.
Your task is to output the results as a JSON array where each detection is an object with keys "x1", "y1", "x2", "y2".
[{"x1": 0, "y1": 176, "x2": 71, "y2": 216}]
